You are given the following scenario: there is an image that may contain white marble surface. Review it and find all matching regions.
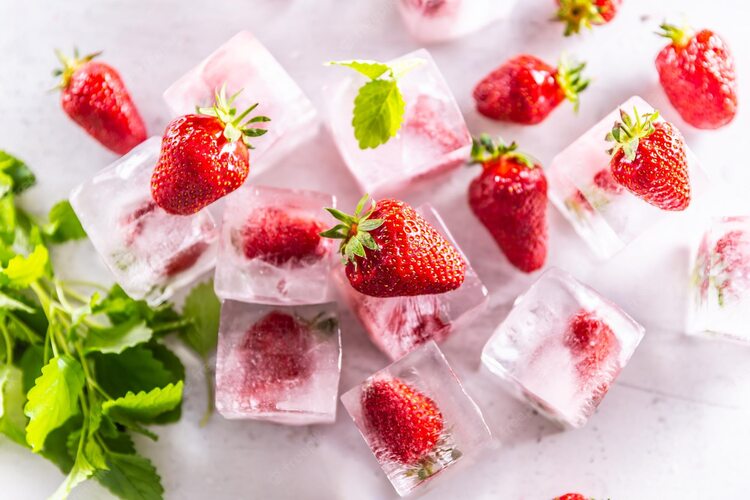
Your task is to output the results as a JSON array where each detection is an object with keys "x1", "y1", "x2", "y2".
[{"x1": 1, "y1": 0, "x2": 750, "y2": 498}]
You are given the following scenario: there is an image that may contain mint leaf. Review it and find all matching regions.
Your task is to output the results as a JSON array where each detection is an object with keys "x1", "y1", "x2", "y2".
[
  {"x1": 84, "y1": 319, "x2": 153, "y2": 354},
  {"x1": 352, "y1": 79, "x2": 405, "y2": 149},
  {"x1": 0, "y1": 151, "x2": 36, "y2": 194},
  {"x1": 181, "y1": 281, "x2": 220, "y2": 357},
  {"x1": 24, "y1": 355, "x2": 85, "y2": 452},
  {"x1": 103, "y1": 381, "x2": 183, "y2": 424},
  {"x1": 40, "y1": 416, "x2": 81, "y2": 473},
  {"x1": 0, "y1": 364, "x2": 27, "y2": 445},
  {"x1": 50, "y1": 440, "x2": 96, "y2": 500},
  {"x1": 3, "y1": 244, "x2": 49, "y2": 288},
  {"x1": 95, "y1": 452, "x2": 164, "y2": 500},
  {"x1": 45, "y1": 200, "x2": 86, "y2": 243},
  {"x1": 0, "y1": 195, "x2": 16, "y2": 245},
  {"x1": 327, "y1": 60, "x2": 390, "y2": 79},
  {"x1": 0, "y1": 290, "x2": 34, "y2": 312},
  {"x1": 93, "y1": 346, "x2": 173, "y2": 398},
  {"x1": 19, "y1": 344, "x2": 44, "y2": 393}
]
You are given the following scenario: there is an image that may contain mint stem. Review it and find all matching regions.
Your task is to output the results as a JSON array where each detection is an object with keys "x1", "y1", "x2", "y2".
[{"x1": 199, "y1": 357, "x2": 214, "y2": 427}]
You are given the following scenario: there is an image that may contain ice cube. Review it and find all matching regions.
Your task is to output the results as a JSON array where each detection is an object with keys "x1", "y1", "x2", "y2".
[
  {"x1": 481, "y1": 267, "x2": 644, "y2": 428},
  {"x1": 341, "y1": 341, "x2": 490, "y2": 497},
  {"x1": 335, "y1": 204, "x2": 488, "y2": 361},
  {"x1": 215, "y1": 301, "x2": 342, "y2": 425},
  {"x1": 325, "y1": 49, "x2": 471, "y2": 196},
  {"x1": 397, "y1": 0, "x2": 517, "y2": 43},
  {"x1": 547, "y1": 96, "x2": 705, "y2": 260},
  {"x1": 163, "y1": 31, "x2": 318, "y2": 174},
  {"x1": 688, "y1": 216, "x2": 750, "y2": 343},
  {"x1": 70, "y1": 137, "x2": 218, "y2": 305},
  {"x1": 214, "y1": 185, "x2": 335, "y2": 305}
]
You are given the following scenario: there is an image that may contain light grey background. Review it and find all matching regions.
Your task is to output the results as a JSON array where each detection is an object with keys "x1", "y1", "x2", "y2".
[{"x1": 1, "y1": 0, "x2": 749, "y2": 498}]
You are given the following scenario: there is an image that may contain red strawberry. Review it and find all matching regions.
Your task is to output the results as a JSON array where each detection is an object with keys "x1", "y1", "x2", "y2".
[
  {"x1": 240, "y1": 207, "x2": 326, "y2": 266},
  {"x1": 55, "y1": 49, "x2": 147, "y2": 155},
  {"x1": 150, "y1": 86, "x2": 270, "y2": 215},
  {"x1": 711, "y1": 229, "x2": 750, "y2": 306},
  {"x1": 593, "y1": 168, "x2": 623, "y2": 194},
  {"x1": 120, "y1": 200, "x2": 158, "y2": 246},
  {"x1": 606, "y1": 108, "x2": 691, "y2": 211},
  {"x1": 656, "y1": 23, "x2": 738, "y2": 129},
  {"x1": 563, "y1": 310, "x2": 619, "y2": 377},
  {"x1": 473, "y1": 55, "x2": 590, "y2": 124},
  {"x1": 404, "y1": 95, "x2": 465, "y2": 153},
  {"x1": 556, "y1": 0, "x2": 621, "y2": 36},
  {"x1": 403, "y1": 0, "x2": 451, "y2": 16},
  {"x1": 321, "y1": 195, "x2": 465, "y2": 298},
  {"x1": 163, "y1": 242, "x2": 208, "y2": 278},
  {"x1": 554, "y1": 494, "x2": 589, "y2": 500},
  {"x1": 468, "y1": 135, "x2": 548, "y2": 273},
  {"x1": 361, "y1": 378, "x2": 444, "y2": 466}
]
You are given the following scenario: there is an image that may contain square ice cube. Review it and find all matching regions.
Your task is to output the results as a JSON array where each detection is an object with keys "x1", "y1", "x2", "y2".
[
  {"x1": 70, "y1": 137, "x2": 218, "y2": 305},
  {"x1": 397, "y1": 0, "x2": 517, "y2": 43},
  {"x1": 335, "y1": 203, "x2": 487, "y2": 361},
  {"x1": 341, "y1": 341, "x2": 490, "y2": 497},
  {"x1": 214, "y1": 185, "x2": 335, "y2": 305},
  {"x1": 325, "y1": 49, "x2": 472, "y2": 196},
  {"x1": 163, "y1": 31, "x2": 318, "y2": 174},
  {"x1": 215, "y1": 301, "x2": 342, "y2": 425},
  {"x1": 547, "y1": 96, "x2": 704, "y2": 260},
  {"x1": 481, "y1": 267, "x2": 644, "y2": 428},
  {"x1": 688, "y1": 216, "x2": 750, "y2": 343}
]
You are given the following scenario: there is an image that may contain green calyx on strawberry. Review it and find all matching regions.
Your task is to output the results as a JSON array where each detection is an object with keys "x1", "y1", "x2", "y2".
[
  {"x1": 470, "y1": 133, "x2": 535, "y2": 168},
  {"x1": 556, "y1": 0, "x2": 605, "y2": 36},
  {"x1": 196, "y1": 85, "x2": 271, "y2": 148},
  {"x1": 657, "y1": 22, "x2": 693, "y2": 48},
  {"x1": 555, "y1": 56, "x2": 590, "y2": 112},
  {"x1": 605, "y1": 107, "x2": 660, "y2": 162},
  {"x1": 327, "y1": 58, "x2": 424, "y2": 149},
  {"x1": 320, "y1": 193, "x2": 385, "y2": 266},
  {"x1": 53, "y1": 48, "x2": 102, "y2": 89}
]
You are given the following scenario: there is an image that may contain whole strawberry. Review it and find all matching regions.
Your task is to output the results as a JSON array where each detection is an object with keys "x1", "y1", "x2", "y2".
[
  {"x1": 554, "y1": 494, "x2": 590, "y2": 500},
  {"x1": 473, "y1": 55, "x2": 589, "y2": 124},
  {"x1": 606, "y1": 108, "x2": 690, "y2": 211},
  {"x1": 241, "y1": 207, "x2": 327, "y2": 266},
  {"x1": 151, "y1": 86, "x2": 270, "y2": 215},
  {"x1": 468, "y1": 135, "x2": 548, "y2": 273},
  {"x1": 564, "y1": 310, "x2": 619, "y2": 377},
  {"x1": 321, "y1": 195, "x2": 465, "y2": 297},
  {"x1": 54, "y1": 49, "x2": 146, "y2": 154},
  {"x1": 556, "y1": 0, "x2": 621, "y2": 36},
  {"x1": 361, "y1": 378, "x2": 444, "y2": 466},
  {"x1": 656, "y1": 23, "x2": 738, "y2": 129}
]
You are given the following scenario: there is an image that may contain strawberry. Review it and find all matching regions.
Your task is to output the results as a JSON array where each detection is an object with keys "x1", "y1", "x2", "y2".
[
  {"x1": 361, "y1": 378, "x2": 445, "y2": 467},
  {"x1": 321, "y1": 195, "x2": 465, "y2": 298},
  {"x1": 468, "y1": 135, "x2": 548, "y2": 273},
  {"x1": 565, "y1": 168, "x2": 623, "y2": 217},
  {"x1": 54, "y1": 49, "x2": 147, "y2": 155},
  {"x1": 556, "y1": 0, "x2": 621, "y2": 36},
  {"x1": 403, "y1": 0, "x2": 451, "y2": 16},
  {"x1": 563, "y1": 310, "x2": 619, "y2": 377},
  {"x1": 404, "y1": 95, "x2": 465, "y2": 154},
  {"x1": 606, "y1": 108, "x2": 691, "y2": 211},
  {"x1": 473, "y1": 55, "x2": 589, "y2": 125},
  {"x1": 656, "y1": 23, "x2": 738, "y2": 130},
  {"x1": 240, "y1": 207, "x2": 326, "y2": 266},
  {"x1": 162, "y1": 242, "x2": 208, "y2": 278},
  {"x1": 711, "y1": 229, "x2": 750, "y2": 306},
  {"x1": 554, "y1": 494, "x2": 589, "y2": 500},
  {"x1": 150, "y1": 86, "x2": 270, "y2": 215}
]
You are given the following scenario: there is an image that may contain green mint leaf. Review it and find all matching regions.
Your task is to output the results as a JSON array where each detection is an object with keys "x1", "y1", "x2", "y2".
[
  {"x1": 101, "y1": 430, "x2": 135, "y2": 454},
  {"x1": 352, "y1": 79, "x2": 405, "y2": 149},
  {"x1": 44, "y1": 200, "x2": 87, "y2": 244},
  {"x1": 102, "y1": 381, "x2": 183, "y2": 425},
  {"x1": 3, "y1": 244, "x2": 49, "y2": 288},
  {"x1": 19, "y1": 345, "x2": 44, "y2": 393},
  {"x1": 0, "y1": 290, "x2": 34, "y2": 312},
  {"x1": 145, "y1": 342, "x2": 185, "y2": 424},
  {"x1": 327, "y1": 60, "x2": 391, "y2": 79},
  {"x1": 181, "y1": 281, "x2": 220, "y2": 358},
  {"x1": 24, "y1": 355, "x2": 85, "y2": 452},
  {"x1": 389, "y1": 58, "x2": 426, "y2": 79},
  {"x1": 0, "y1": 151, "x2": 36, "y2": 194},
  {"x1": 0, "y1": 364, "x2": 28, "y2": 445},
  {"x1": 93, "y1": 346, "x2": 174, "y2": 398},
  {"x1": 95, "y1": 452, "x2": 164, "y2": 500},
  {"x1": 0, "y1": 193, "x2": 16, "y2": 245},
  {"x1": 83, "y1": 319, "x2": 153, "y2": 355},
  {"x1": 40, "y1": 415, "x2": 81, "y2": 473},
  {"x1": 49, "y1": 443, "x2": 96, "y2": 500}
]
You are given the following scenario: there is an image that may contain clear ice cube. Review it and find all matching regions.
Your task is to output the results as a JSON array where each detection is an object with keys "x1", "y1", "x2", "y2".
[
  {"x1": 688, "y1": 216, "x2": 750, "y2": 343},
  {"x1": 547, "y1": 96, "x2": 704, "y2": 260},
  {"x1": 481, "y1": 267, "x2": 644, "y2": 428},
  {"x1": 341, "y1": 341, "x2": 490, "y2": 497},
  {"x1": 326, "y1": 49, "x2": 471, "y2": 196},
  {"x1": 335, "y1": 204, "x2": 488, "y2": 361},
  {"x1": 214, "y1": 185, "x2": 335, "y2": 305},
  {"x1": 397, "y1": 0, "x2": 517, "y2": 43},
  {"x1": 215, "y1": 301, "x2": 342, "y2": 425},
  {"x1": 69, "y1": 137, "x2": 218, "y2": 305},
  {"x1": 163, "y1": 31, "x2": 318, "y2": 174}
]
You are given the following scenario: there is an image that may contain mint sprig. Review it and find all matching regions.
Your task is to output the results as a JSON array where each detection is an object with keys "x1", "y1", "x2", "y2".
[{"x1": 328, "y1": 58, "x2": 424, "y2": 149}]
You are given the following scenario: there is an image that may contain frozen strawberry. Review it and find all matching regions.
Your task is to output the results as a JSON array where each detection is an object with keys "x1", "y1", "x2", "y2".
[
  {"x1": 404, "y1": 95, "x2": 464, "y2": 153},
  {"x1": 473, "y1": 55, "x2": 589, "y2": 124},
  {"x1": 385, "y1": 296, "x2": 449, "y2": 351},
  {"x1": 711, "y1": 230, "x2": 750, "y2": 306},
  {"x1": 403, "y1": 0, "x2": 452, "y2": 16},
  {"x1": 556, "y1": 0, "x2": 621, "y2": 36},
  {"x1": 554, "y1": 494, "x2": 589, "y2": 500},
  {"x1": 361, "y1": 378, "x2": 444, "y2": 466},
  {"x1": 468, "y1": 135, "x2": 548, "y2": 272},
  {"x1": 564, "y1": 310, "x2": 619, "y2": 377},
  {"x1": 120, "y1": 200, "x2": 157, "y2": 246},
  {"x1": 240, "y1": 207, "x2": 326, "y2": 266},
  {"x1": 606, "y1": 108, "x2": 690, "y2": 211},
  {"x1": 55, "y1": 49, "x2": 147, "y2": 155},
  {"x1": 151, "y1": 86, "x2": 270, "y2": 215},
  {"x1": 593, "y1": 168, "x2": 623, "y2": 194},
  {"x1": 656, "y1": 23, "x2": 738, "y2": 129},
  {"x1": 321, "y1": 195, "x2": 465, "y2": 298},
  {"x1": 162, "y1": 242, "x2": 208, "y2": 278}
]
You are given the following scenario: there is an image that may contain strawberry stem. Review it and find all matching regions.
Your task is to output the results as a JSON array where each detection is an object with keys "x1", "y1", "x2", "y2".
[
  {"x1": 605, "y1": 107, "x2": 660, "y2": 162},
  {"x1": 657, "y1": 22, "x2": 693, "y2": 48},
  {"x1": 469, "y1": 134, "x2": 535, "y2": 168},
  {"x1": 52, "y1": 48, "x2": 102, "y2": 89},
  {"x1": 555, "y1": 56, "x2": 590, "y2": 112},
  {"x1": 320, "y1": 194, "x2": 384, "y2": 266},
  {"x1": 555, "y1": 0, "x2": 606, "y2": 36},
  {"x1": 196, "y1": 84, "x2": 271, "y2": 149}
]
